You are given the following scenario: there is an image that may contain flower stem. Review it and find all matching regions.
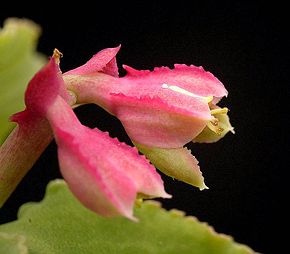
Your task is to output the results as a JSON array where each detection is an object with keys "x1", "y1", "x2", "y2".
[{"x1": 0, "y1": 117, "x2": 52, "y2": 207}]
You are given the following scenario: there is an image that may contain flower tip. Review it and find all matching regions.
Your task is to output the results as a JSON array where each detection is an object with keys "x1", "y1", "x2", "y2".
[
  {"x1": 162, "y1": 192, "x2": 172, "y2": 199},
  {"x1": 230, "y1": 127, "x2": 236, "y2": 134},
  {"x1": 127, "y1": 214, "x2": 139, "y2": 222},
  {"x1": 120, "y1": 208, "x2": 138, "y2": 222},
  {"x1": 199, "y1": 182, "x2": 209, "y2": 191},
  {"x1": 157, "y1": 189, "x2": 172, "y2": 199}
]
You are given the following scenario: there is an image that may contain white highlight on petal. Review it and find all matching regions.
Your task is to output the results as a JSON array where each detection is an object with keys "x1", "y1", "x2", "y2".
[{"x1": 162, "y1": 83, "x2": 213, "y2": 103}]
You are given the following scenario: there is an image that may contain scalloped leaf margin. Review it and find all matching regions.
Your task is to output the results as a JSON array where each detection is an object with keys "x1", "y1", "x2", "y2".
[{"x1": 0, "y1": 180, "x2": 256, "y2": 254}]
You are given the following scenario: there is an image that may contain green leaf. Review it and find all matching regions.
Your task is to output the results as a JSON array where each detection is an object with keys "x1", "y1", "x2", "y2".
[
  {"x1": 0, "y1": 180, "x2": 255, "y2": 254},
  {"x1": 0, "y1": 18, "x2": 46, "y2": 144},
  {"x1": 0, "y1": 232, "x2": 28, "y2": 254}
]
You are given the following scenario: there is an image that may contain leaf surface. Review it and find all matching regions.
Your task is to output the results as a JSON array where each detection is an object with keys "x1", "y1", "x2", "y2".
[
  {"x1": 0, "y1": 180, "x2": 255, "y2": 254},
  {"x1": 0, "y1": 18, "x2": 46, "y2": 143}
]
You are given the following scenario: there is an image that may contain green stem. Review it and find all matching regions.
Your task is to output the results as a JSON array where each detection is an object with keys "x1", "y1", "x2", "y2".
[{"x1": 0, "y1": 117, "x2": 52, "y2": 207}]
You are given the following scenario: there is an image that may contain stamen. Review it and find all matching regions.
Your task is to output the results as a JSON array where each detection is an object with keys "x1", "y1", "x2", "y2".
[
  {"x1": 207, "y1": 116, "x2": 224, "y2": 135},
  {"x1": 162, "y1": 83, "x2": 213, "y2": 103},
  {"x1": 207, "y1": 123, "x2": 223, "y2": 135},
  {"x1": 206, "y1": 107, "x2": 230, "y2": 135},
  {"x1": 210, "y1": 107, "x2": 228, "y2": 115},
  {"x1": 53, "y1": 48, "x2": 63, "y2": 65},
  {"x1": 210, "y1": 119, "x2": 219, "y2": 126}
]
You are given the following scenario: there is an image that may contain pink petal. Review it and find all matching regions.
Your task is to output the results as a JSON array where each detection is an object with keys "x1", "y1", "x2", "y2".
[
  {"x1": 110, "y1": 93, "x2": 210, "y2": 148},
  {"x1": 63, "y1": 72, "x2": 118, "y2": 110},
  {"x1": 23, "y1": 57, "x2": 66, "y2": 116},
  {"x1": 65, "y1": 45, "x2": 121, "y2": 77},
  {"x1": 55, "y1": 127, "x2": 138, "y2": 220},
  {"x1": 46, "y1": 96, "x2": 169, "y2": 219},
  {"x1": 15, "y1": 54, "x2": 75, "y2": 122},
  {"x1": 122, "y1": 63, "x2": 228, "y2": 99}
]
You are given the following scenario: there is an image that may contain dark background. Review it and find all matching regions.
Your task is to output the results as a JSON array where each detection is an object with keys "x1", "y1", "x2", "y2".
[{"x1": 1, "y1": 2, "x2": 287, "y2": 253}]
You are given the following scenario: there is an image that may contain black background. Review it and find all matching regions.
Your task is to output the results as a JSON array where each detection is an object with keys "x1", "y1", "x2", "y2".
[{"x1": 0, "y1": 2, "x2": 287, "y2": 253}]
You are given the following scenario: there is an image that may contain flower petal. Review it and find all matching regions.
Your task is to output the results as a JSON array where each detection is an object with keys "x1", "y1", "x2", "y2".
[
  {"x1": 23, "y1": 57, "x2": 64, "y2": 116},
  {"x1": 20, "y1": 52, "x2": 75, "y2": 119},
  {"x1": 122, "y1": 63, "x2": 228, "y2": 99},
  {"x1": 134, "y1": 142, "x2": 207, "y2": 190},
  {"x1": 55, "y1": 127, "x2": 138, "y2": 220},
  {"x1": 65, "y1": 45, "x2": 121, "y2": 77},
  {"x1": 110, "y1": 93, "x2": 210, "y2": 148},
  {"x1": 46, "y1": 96, "x2": 169, "y2": 219}
]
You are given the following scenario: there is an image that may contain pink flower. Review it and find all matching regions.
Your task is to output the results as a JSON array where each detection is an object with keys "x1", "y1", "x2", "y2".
[
  {"x1": 2, "y1": 45, "x2": 233, "y2": 215},
  {"x1": 64, "y1": 46, "x2": 234, "y2": 189},
  {"x1": 13, "y1": 53, "x2": 170, "y2": 220}
]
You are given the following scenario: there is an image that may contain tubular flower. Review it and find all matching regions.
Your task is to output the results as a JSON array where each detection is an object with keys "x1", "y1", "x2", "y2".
[
  {"x1": 64, "y1": 46, "x2": 234, "y2": 189},
  {"x1": 12, "y1": 53, "x2": 170, "y2": 220}
]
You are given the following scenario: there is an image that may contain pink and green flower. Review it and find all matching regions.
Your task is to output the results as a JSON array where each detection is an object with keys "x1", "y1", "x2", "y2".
[{"x1": 0, "y1": 46, "x2": 233, "y2": 219}]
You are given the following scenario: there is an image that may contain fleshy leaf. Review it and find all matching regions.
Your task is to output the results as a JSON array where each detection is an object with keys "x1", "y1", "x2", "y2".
[
  {"x1": 0, "y1": 232, "x2": 28, "y2": 254},
  {"x1": 0, "y1": 180, "x2": 255, "y2": 254},
  {"x1": 0, "y1": 18, "x2": 46, "y2": 144},
  {"x1": 134, "y1": 142, "x2": 207, "y2": 190}
]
